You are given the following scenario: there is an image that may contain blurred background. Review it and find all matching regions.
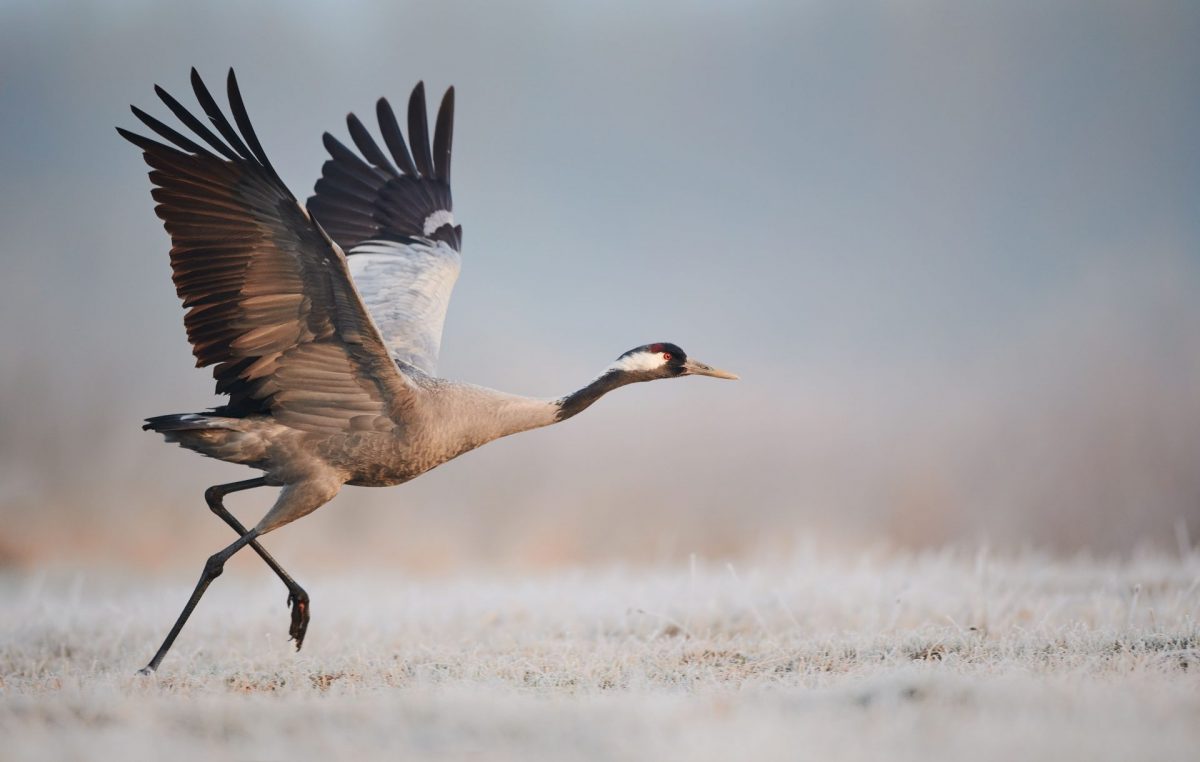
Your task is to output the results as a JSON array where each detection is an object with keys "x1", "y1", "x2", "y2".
[{"x1": 1, "y1": 1, "x2": 1197, "y2": 572}]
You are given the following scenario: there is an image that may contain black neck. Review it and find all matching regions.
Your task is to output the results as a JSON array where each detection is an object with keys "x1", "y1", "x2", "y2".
[{"x1": 556, "y1": 370, "x2": 640, "y2": 421}]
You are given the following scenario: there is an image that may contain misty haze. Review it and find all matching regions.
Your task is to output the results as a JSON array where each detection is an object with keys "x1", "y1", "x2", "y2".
[{"x1": 1, "y1": 2, "x2": 1198, "y2": 760}]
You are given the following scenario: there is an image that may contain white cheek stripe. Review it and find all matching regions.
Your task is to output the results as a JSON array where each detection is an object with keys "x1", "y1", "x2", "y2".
[
  {"x1": 609, "y1": 351, "x2": 667, "y2": 373},
  {"x1": 423, "y1": 209, "x2": 455, "y2": 236}
]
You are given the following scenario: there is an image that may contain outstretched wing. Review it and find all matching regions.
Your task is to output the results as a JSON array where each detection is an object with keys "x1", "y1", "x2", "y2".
[
  {"x1": 120, "y1": 68, "x2": 419, "y2": 434},
  {"x1": 306, "y1": 84, "x2": 462, "y2": 376}
]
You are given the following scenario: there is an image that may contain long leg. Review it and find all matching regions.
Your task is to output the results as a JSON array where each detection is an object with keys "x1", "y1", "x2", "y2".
[
  {"x1": 205, "y1": 479, "x2": 310, "y2": 649},
  {"x1": 138, "y1": 528, "x2": 259, "y2": 674}
]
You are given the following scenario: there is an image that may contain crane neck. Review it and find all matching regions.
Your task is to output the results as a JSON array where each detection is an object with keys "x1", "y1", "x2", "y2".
[
  {"x1": 555, "y1": 370, "x2": 639, "y2": 422},
  {"x1": 432, "y1": 368, "x2": 644, "y2": 449}
]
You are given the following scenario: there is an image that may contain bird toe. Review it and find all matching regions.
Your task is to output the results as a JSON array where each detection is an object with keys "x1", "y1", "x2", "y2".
[{"x1": 288, "y1": 594, "x2": 310, "y2": 650}]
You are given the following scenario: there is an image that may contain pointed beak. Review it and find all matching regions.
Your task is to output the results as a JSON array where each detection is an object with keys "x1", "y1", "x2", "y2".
[{"x1": 682, "y1": 358, "x2": 739, "y2": 380}]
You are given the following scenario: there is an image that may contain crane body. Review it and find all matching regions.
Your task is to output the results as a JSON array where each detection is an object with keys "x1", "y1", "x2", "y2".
[{"x1": 121, "y1": 69, "x2": 736, "y2": 673}]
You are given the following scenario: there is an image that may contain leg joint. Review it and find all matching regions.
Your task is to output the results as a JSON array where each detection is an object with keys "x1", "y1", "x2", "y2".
[
  {"x1": 204, "y1": 485, "x2": 225, "y2": 510},
  {"x1": 202, "y1": 552, "x2": 226, "y2": 579}
]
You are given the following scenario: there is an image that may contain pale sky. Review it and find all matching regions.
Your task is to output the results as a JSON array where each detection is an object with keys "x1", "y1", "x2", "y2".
[{"x1": 2, "y1": 1, "x2": 1197, "y2": 561}]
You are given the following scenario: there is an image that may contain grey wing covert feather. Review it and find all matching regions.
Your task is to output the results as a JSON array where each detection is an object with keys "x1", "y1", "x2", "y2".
[{"x1": 347, "y1": 239, "x2": 461, "y2": 375}]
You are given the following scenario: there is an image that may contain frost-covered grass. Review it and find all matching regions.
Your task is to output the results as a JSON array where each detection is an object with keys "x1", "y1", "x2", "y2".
[{"x1": 2, "y1": 548, "x2": 1199, "y2": 761}]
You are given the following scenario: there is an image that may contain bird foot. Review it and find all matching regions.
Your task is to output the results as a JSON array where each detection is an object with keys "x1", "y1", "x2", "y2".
[
  {"x1": 136, "y1": 665, "x2": 156, "y2": 676},
  {"x1": 287, "y1": 591, "x2": 310, "y2": 651}
]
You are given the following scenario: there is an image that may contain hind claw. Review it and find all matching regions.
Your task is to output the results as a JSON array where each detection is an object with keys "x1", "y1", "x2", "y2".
[{"x1": 287, "y1": 591, "x2": 310, "y2": 651}]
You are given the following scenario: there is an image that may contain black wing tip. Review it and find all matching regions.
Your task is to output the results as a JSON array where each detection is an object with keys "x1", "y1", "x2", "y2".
[
  {"x1": 346, "y1": 111, "x2": 399, "y2": 174},
  {"x1": 152, "y1": 83, "x2": 180, "y2": 112},
  {"x1": 432, "y1": 86, "x2": 455, "y2": 183},
  {"x1": 408, "y1": 82, "x2": 428, "y2": 115},
  {"x1": 129, "y1": 104, "x2": 168, "y2": 133},
  {"x1": 376, "y1": 95, "x2": 419, "y2": 176},
  {"x1": 408, "y1": 83, "x2": 428, "y2": 123},
  {"x1": 407, "y1": 81, "x2": 434, "y2": 177},
  {"x1": 437, "y1": 87, "x2": 455, "y2": 123},
  {"x1": 321, "y1": 131, "x2": 342, "y2": 153},
  {"x1": 187, "y1": 66, "x2": 238, "y2": 92},
  {"x1": 116, "y1": 125, "x2": 143, "y2": 143},
  {"x1": 136, "y1": 68, "x2": 286, "y2": 192},
  {"x1": 308, "y1": 79, "x2": 461, "y2": 250},
  {"x1": 116, "y1": 125, "x2": 164, "y2": 155}
]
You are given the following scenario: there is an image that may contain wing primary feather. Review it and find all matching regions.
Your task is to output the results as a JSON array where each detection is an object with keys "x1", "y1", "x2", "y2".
[
  {"x1": 117, "y1": 126, "x2": 172, "y2": 155},
  {"x1": 130, "y1": 105, "x2": 214, "y2": 158},
  {"x1": 154, "y1": 84, "x2": 240, "y2": 161},
  {"x1": 347, "y1": 113, "x2": 398, "y2": 175},
  {"x1": 124, "y1": 69, "x2": 422, "y2": 429},
  {"x1": 432, "y1": 87, "x2": 454, "y2": 183},
  {"x1": 322, "y1": 133, "x2": 379, "y2": 179},
  {"x1": 376, "y1": 98, "x2": 418, "y2": 176},
  {"x1": 226, "y1": 69, "x2": 288, "y2": 192},
  {"x1": 189, "y1": 68, "x2": 254, "y2": 162},
  {"x1": 407, "y1": 82, "x2": 434, "y2": 178}
]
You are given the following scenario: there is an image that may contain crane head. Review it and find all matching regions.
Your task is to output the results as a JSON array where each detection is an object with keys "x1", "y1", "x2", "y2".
[{"x1": 608, "y1": 343, "x2": 739, "y2": 381}]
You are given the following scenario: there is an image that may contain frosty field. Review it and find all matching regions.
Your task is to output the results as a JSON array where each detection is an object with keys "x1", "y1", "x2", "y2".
[{"x1": 2, "y1": 548, "x2": 1198, "y2": 761}]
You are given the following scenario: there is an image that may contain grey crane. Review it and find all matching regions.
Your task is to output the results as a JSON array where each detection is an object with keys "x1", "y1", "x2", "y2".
[{"x1": 119, "y1": 69, "x2": 737, "y2": 674}]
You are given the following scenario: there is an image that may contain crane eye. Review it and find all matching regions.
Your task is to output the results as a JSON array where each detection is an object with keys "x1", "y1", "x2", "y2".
[{"x1": 662, "y1": 352, "x2": 672, "y2": 361}]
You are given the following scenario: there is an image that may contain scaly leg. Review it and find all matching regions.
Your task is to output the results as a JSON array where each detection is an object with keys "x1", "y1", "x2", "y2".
[
  {"x1": 205, "y1": 479, "x2": 310, "y2": 649},
  {"x1": 138, "y1": 528, "x2": 259, "y2": 674}
]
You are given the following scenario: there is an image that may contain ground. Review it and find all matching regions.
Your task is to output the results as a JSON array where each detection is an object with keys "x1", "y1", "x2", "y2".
[{"x1": 2, "y1": 548, "x2": 1198, "y2": 761}]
